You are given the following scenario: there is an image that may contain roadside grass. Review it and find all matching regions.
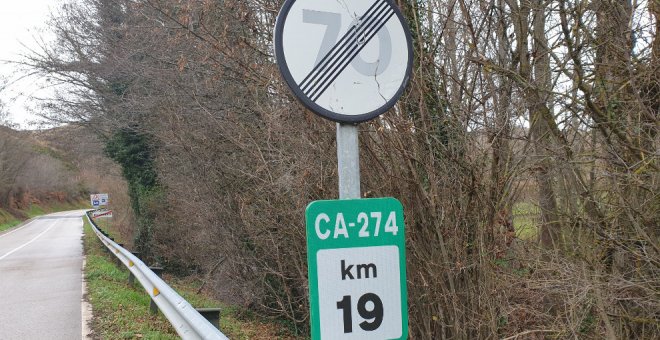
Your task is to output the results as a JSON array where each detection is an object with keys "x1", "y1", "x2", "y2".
[
  {"x1": 0, "y1": 199, "x2": 89, "y2": 233},
  {"x1": 0, "y1": 220, "x2": 21, "y2": 233},
  {"x1": 0, "y1": 208, "x2": 20, "y2": 233},
  {"x1": 167, "y1": 277, "x2": 304, "y2": 340},
  {"x1": 32, "y1": 199, "x2": 89, "y2": 217},
  {"x1": 85, "y1": 217, "x2": 303, "y2": 340},
  {"x1": 26, "y1": 205, "x2": 46, "y2": 217},
  {"x1": 84, "y1": 217, "x2": 179, "y2": 339}
]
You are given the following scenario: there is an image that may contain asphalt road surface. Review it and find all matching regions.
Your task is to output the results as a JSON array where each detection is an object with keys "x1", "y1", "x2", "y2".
[{"x1": 0, "y1": 210, "x2": 88, "y2": 340}]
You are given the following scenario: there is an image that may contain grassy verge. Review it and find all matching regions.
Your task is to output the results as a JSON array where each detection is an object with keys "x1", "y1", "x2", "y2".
[
  {"x1": 167, "y1": 278, "x2": 303, "y2": 340},
  {"x1": 84, "y1": 217, "x2": 178, "y2": 339},
  {"x1": 0, "y1": 220, "x2": 21, "y2": 233},
  {"x1": 27, "y1": 199, "x2": 89, "y2": 217},
  {"x1": 0, "y1": 199, "x2": 89, "y2": 233},
  {"x1": 84, "y1": 217, "x2": 302, "y2": 340},
  {"x1": 0, "y1": 208, "x2": 21, "y2": 233}
]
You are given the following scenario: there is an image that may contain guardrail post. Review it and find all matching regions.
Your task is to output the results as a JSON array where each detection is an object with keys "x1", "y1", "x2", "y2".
[
  {"x1": 149, "y1": 266, "x2": 164, "y2": 314},
  {"x1": 128, "y1": 252, "x2": 140, "y2": 285},
  {"x1": 102, "y1": 235, "x2": 112, "y2": 254},
  {"x1": 86, "y1": 212, "x2": 230, "y2": 339},
  {"x1": 195, "y1": 308, "x2": 222, "y2": 330},
  {"x1": 115, "y1": 244, "x2": 124, "y2": 266}
]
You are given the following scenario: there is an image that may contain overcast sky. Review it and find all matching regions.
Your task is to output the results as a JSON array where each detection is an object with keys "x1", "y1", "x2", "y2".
[{"x1": 0, "y1": 0, "x2": 58, "y2": 129}]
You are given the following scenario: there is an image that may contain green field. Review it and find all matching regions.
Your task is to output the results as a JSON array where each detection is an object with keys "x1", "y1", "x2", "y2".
[{"x1": 512, "y1": 202, "x2": 540, "y2": 240}]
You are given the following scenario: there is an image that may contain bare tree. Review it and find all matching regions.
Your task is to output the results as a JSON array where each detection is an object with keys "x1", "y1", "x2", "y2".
[{"x1": 26, "y1": 0, "x2": 658, "y2": 338}]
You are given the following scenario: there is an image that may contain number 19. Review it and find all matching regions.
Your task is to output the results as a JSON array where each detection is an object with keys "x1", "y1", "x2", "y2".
[{"x1": 336, "y1": 293, "x2": 384, "y2": 333}]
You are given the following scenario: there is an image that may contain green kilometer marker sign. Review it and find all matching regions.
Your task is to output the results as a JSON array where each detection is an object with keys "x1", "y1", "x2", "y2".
[{"x1": 306, "y1": 197, "x2": 408, "y2": 340}]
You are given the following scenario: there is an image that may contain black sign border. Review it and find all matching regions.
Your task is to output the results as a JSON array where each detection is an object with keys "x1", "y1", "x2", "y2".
[{"x1": 274, "y1": 0, "x2": 414, "y2": 124}]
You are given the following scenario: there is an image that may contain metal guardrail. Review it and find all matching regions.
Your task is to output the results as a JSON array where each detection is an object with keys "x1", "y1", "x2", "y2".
[{"x1": 85, "y1": 212, "x2": 229, "y2": 340}]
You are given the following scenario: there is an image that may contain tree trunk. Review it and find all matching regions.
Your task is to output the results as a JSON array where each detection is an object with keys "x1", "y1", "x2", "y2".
[{"x1": 509, "y1": 0, "x2": 562, "y2": 248}]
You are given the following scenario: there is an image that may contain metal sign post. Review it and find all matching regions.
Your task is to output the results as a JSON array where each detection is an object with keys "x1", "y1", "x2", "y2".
[
  {"x1": 274, "y1": 1, "x2": 413, "y2": 338},
  {"x1": 337, "y1": 123, "x2": 360, "y2": 199}
]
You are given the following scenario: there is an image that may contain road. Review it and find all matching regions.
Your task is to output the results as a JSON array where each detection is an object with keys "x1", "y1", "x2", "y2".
[{"x1": 0, "y1": 210, "x2": 88, "y2": 340}]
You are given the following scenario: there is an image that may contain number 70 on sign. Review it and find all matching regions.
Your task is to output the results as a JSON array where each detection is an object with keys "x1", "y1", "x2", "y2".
[{"x1": 274, "y1": 0, "x2": 413, "y2": 124}]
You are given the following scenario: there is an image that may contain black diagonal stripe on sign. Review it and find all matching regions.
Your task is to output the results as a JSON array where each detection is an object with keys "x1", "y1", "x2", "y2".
[
  {"x1": 304, "y1": 4, "x2": 394, "y2": 99},
  {"x1": 308, "y1": 8, "x2": 396, "y2": 102},
  {"x1": 299, "y1": 0, "x2": 389, "y2": 93},
  {"x1": 307, "y1": 6, "x2": 395, "y2": 101},
  {"x1": 299, "y1": 0, "x2": 385, "y2": 91},
  {"x1": 299, "y1": 0, "x2": 387, "y2": 92}
]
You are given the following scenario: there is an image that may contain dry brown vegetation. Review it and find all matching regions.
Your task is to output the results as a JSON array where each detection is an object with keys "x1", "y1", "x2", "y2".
[
  {"x1": 20, "y1": 0, "x2": 659, "y2": 338},
  {"x1": 35, "y1": 125, "x2": 136, "y2": 242},
  {"x1": 0, "y1": 116, "x2": 135, "y2": 236},
  {"x1": 0, "y1": 125, "x2": 86, "y2": 214}
]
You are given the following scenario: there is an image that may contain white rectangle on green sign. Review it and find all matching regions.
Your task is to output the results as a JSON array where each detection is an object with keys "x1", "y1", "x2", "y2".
[
  {"x1": 317, "y1": 246, "x2": 402, "y2": 339},
  {"x1": 306, "y1": 197, "x2": 408, "y2": 340}
]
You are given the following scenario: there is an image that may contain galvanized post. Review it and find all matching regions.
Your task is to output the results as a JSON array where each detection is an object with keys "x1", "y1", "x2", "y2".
[
  {"x1": 196, "y1": 308, "x2": 222, "y2": 330},
  {"x1": 149, "y1": 266, "x2": 164, "y2": 314},
  {"x1": 337, "y1": 123, "x2": 361, "y2": 199},
  {"x1": 128, "y1": 252, "x2": 140, "y2": 284},
  {"x1": 115, "y1": 244, "x2": 124, "y2": 266}
]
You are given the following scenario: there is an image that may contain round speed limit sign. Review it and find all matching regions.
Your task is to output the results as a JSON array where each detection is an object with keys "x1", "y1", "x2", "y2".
[{"x1": 274, "y1": 0, "x2": 413, "y2": 123}]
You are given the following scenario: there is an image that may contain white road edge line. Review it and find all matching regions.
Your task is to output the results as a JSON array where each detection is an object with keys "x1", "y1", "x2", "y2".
[
  {"x1": 0, "y1": 219, "x2": 36, "y2": 239},
  {"x1": 81, "y1": 257, "x2": 93, "y2": 339},
  {"x1": 0, "y1": 221, "x2": 57, "y2": 261}
]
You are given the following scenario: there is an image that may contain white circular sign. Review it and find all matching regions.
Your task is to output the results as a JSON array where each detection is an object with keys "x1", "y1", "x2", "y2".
[{"x1": 274, "y1": 0, "x2": 413, "y2": 123}]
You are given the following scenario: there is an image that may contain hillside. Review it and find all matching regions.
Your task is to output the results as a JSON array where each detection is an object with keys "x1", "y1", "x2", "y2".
[
  {"x1": 30, "y1": 125, "x2": 137, "y2": 244},
  {"x1": 0, "y1": 125, "x2": 82, "y2": 227},
  {"x1": 0, "y1": 124, "x2": 132, "y2": 231}
]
